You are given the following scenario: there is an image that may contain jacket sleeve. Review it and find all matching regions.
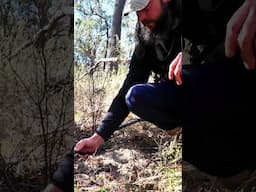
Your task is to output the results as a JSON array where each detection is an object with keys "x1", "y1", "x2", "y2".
[{"x1": 95, "y1": 44, "x2": 153, "y2": 141}]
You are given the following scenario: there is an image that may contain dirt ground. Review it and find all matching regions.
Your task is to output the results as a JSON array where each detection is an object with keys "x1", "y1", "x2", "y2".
[
  {"x1": 74, "y1": 120, "x2": 256, "y2": 192},
  {"x1": 74, "y1": 120, "x2": 182, "y2": 192}
]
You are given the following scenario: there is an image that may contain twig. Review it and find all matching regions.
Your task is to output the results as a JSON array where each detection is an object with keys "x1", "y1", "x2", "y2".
[
  {"x1": 4, "y1": 7, "x2": 73, "y2": 61},
  {"x1": 77, "y1": 57, "x2": 130, "y2": 81},
  {"x1": 119, "y1": 118, "x2": 144, "y2": 129}
]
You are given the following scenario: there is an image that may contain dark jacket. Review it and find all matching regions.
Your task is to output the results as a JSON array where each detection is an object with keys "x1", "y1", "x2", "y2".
[
  {"x1": 96, "y1": 28, "x2": 181, "y2": 141},
  {"x1": 95, "y1": 0, "x2": 244, "y2": 141},
  {"x1": 182, "y1": 0, "x2": 245, "y2": 64}
]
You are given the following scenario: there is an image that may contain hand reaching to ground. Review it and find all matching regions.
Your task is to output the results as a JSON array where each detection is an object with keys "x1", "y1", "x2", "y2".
[{"x1": 74, "y1": 133, "x2": 105, "y2": 155}]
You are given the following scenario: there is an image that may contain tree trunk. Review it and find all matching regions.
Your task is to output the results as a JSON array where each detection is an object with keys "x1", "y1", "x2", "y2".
[{"x1": 108, "y1": 0, "x2": 126, "y2": 74}]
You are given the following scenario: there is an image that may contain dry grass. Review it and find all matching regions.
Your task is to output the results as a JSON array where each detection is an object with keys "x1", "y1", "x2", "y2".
[
  {"x1": 74, "y1": 66, "x2": 182, "y2": 191},
  {"x1": 74, "y1": 122, "x2": 182, "y2": 192}
]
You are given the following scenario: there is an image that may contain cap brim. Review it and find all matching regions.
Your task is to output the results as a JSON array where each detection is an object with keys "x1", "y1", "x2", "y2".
[
  {"x1": 123, "y1": 0, "x2": 150, "y2": 17},
  {"x1": 122, "y1": 7, "x2": 146, "y2": 17}
]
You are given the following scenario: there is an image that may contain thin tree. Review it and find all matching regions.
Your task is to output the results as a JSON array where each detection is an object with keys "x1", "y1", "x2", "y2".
[{"x1": 108, "y1": 0, "x2": 126, "y2": 73}]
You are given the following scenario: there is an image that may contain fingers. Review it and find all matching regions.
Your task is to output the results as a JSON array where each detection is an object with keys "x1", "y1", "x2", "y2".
[
  {"x1": 174, "y1": 57, "x2": 182, "y2": 85},
  {"x1": 74, "y1": 139, "x2": 91, "y2": 155},
  {"x1": 238, "y1": 7, "x2": 256, "y2": 69},
  {"x1": 169, "y1": 52, "x2": 182, "y2": 82},
  {"x1": 74, "y1": 139, "x2": 84, "y2": 152},
  {"x1": 169, "y1": 53, "x2": 179, "y2": 80},
  {"x1": 225, "y1": 2, "x2": 249, "y2": 57},
  {"x1": 225, "y1": 0, "x2": 256, "y2": 70}
]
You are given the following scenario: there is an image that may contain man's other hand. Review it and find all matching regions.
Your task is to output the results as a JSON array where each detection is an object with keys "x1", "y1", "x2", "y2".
[
  {"x1": 74, "y1": 133, "x2": 105, "y2": 156},
  {"x1": 225, "y1": 0, "x2": 256, "y2": 70},
  {"x1": 169, "y1": 52, "x2": 183, "y2": 85}
]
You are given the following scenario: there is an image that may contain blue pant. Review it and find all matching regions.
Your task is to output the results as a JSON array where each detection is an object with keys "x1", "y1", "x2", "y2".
[
  {"x1": 125, "y1": 81, "x2": 182, "y2": 130},
  {"x1": 125, "y1": 61, "x2": 256, "y2": 176}
]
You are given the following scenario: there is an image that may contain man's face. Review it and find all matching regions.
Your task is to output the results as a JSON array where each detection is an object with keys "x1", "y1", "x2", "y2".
[
  {"x1": 136, "y1": 0, "x2": 173, "y2": 47},
  {"x1": 136, "y1": 0, "x2": 165, "y2": 30}
]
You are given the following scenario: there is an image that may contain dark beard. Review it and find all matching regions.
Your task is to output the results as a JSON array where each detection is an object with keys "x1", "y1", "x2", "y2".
[{"x1": 135, "y1": 2, "x2": 178, "y2": 48}]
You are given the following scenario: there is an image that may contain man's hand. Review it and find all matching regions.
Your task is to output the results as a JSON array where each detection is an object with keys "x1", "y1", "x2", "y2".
[
  {"x1": 74, "y1": 133, "x2": 105, "y2": 155},
  {"x1": 225, "y1": 0, "x2": 256, "y2": 70},
  {"x1": 169, "y1": 52, "x2": 182, "y2": 85}
]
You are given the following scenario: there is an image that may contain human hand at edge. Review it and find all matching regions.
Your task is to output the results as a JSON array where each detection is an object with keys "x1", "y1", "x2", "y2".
[{"x1": 225, "y1": 0, "x2": 256, "y2": 70}]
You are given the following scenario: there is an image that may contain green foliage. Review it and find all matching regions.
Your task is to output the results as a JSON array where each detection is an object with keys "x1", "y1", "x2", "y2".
[
  {"x1": 74, "y1": 0, "x2": 136, "y2": 68},
  {"x1": 75, "y1": 0, "x2": 112, "y2": 66},
  {"x1": 97, "y1": 186, "x2": 112, "y2": 192},
  {"x1": 161, "y1": 136, "x2": 182, "y2": 165},
  {"x1": 166, "y1": 166, "x2": 182, "y2": 192},
  {"x1": 155, "y1": 135, "x2": 182, "y2": 191}
]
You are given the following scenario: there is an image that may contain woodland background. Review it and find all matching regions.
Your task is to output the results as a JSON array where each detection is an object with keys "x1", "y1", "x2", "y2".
[
  {"x1": 0, "y1": 0, "x2": 73, "y2": 191},
  {"x1": 1, "y1": 0, "x2": 254, "y2": 192}
]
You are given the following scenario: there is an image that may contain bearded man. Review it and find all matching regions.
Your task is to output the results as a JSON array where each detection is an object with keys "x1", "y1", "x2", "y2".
[
  {"x1": 76, "y1": 0, "x2": 183, "y2": 155},
  {"x1": 75, "y1": 0, "x2": 256, "y2": 178},
  {"x1": 45, "y1": 0, "x2": 256, "y2": 191}
]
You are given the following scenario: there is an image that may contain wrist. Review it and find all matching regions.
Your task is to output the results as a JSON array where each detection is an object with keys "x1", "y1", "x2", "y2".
[{"x1": 92, "y1": 132, "x2": 105, "y2": 145}]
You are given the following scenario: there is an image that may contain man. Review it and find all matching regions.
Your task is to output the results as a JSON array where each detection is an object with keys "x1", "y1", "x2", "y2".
[
  {"x1": 45, "y1": 0, "x2": 256, "y2": 191},
  {"x1": 75, "y1": 0, "x2": 183, "y2": 157},
  {"x1": 76, "y1": 0, "x2": 256, "y2": 177},
  {"x1": 46, "y1": 0, "x2": 183, "y2": 190}
]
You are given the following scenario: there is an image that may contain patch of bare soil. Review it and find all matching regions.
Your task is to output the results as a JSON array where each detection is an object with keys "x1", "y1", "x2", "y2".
[
  {"x1": 74, "y1": 121, "x2": 182, "y2": 192},
  {"x1": 74, "y1": 120, "x2": 256, "y2": 192}
]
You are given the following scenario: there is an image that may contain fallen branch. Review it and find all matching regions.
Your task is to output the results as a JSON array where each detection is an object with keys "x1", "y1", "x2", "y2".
[{"x1": 77, "y1": 57, "x2": 131, "y2": 80}]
